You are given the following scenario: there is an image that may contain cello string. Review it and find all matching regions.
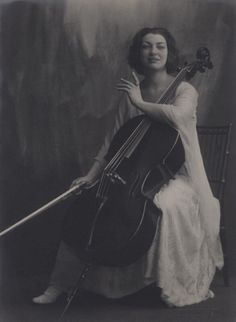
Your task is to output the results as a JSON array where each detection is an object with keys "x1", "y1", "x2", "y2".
[
  {"x1": 98, "y1": 120, "x2": 150, "y2": 197},
  {"x1": 97, "y1": 118, "x2": 149, "y2": 197}
]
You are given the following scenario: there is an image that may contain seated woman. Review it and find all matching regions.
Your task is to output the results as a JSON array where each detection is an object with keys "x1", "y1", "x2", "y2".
[{"x1": 33, "y1": 27, "x2": 223, "y2": 307}]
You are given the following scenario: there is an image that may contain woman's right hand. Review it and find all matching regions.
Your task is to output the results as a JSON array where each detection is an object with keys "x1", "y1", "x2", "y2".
[
  {"x1": 70, "y1": 174, "x2": 95, "y2": 190},
  {"x1": 70, "y1": 159, "x2": 106, "y2": 191}
]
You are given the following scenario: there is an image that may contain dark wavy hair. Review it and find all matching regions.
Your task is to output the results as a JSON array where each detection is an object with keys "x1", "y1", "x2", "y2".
[{"x1": 128, "y1": 27, "x2": 179, "y2": 75}]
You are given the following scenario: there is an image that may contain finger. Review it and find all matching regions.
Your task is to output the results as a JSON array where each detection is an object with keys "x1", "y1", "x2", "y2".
[
  {"x1": 71, "y1": 180, "x2": 77, "y2": 186},
  {"x1": 131, "y1": 71, "x2": 139, "y2": 85},
  {"x1": 77, "y1": 180, "x2": 87, "y2": 187},
  {"x1": 120, "y1": 78, "x2": 134, "y2": 86},
  {"x1": 71, "y1": 181, "x2": 88, "y2": 192},
  {"x1": 71, "y1": 178, "x2": 84, "y2": 187},
  {"x1": 116, "y1": 84, "x2": 133, "y2": 91},
  {"x1": 116, "y1": 86, "x2": 132, "y2": 93},
  {"x1": 71, "y1": 181, "x2": 78, "y2": 188},
  {"x1": 116, "y1": 87, "x2": 130, "y2": 94},
  {"x1": 116, "y1": 83, "x2": 133, "y2": 89}
]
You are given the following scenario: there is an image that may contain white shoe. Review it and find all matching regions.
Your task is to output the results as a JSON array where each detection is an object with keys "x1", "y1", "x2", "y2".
[{"x1": 32, "y1": 286, "x2": 63, "y2": 304}]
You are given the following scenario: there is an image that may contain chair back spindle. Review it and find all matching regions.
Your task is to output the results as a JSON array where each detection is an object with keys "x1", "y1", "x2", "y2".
[{"x1": 197, "y1": 124, "x2": 232, "y2": 286}]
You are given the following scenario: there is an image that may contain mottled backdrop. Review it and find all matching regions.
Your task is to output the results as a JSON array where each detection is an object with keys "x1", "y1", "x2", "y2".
[{"x1": 0, "y1": 0, "x2": 236, "y2": 281}]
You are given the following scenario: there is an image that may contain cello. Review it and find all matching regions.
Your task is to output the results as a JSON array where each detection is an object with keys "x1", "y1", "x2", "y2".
[{"x1": 61, "y1": 47, "x2": 213, "y2": 267}]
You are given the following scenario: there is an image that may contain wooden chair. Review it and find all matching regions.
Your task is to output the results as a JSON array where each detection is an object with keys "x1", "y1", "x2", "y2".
[{"x1": 197, "y1": 124, "x2": 232, "y2": 286}]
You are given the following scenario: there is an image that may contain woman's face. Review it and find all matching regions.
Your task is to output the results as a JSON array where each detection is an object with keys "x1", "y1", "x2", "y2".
[{"x1": 140, "y1": 33, "x2": 168, "y2": 72}]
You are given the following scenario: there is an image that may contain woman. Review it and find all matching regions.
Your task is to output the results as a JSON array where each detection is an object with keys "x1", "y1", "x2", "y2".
[{"x1": 33, "y1": 27, "x2": 223, "y2": 307}]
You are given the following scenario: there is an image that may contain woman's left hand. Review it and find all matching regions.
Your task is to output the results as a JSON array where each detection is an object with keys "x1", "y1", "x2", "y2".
[{"x1": 116, "y1": 71, "x2": 143, "y2": 107}]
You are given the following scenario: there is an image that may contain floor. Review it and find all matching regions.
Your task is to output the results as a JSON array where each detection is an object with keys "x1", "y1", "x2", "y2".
[{"x1": 0, "y1": 273, "x2": 235, "y2": 322}]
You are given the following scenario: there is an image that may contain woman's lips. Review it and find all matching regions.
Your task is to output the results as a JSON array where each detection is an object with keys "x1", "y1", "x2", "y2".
[{"x1": 148, "y1": 58, "x2": 160, "y2": 63}]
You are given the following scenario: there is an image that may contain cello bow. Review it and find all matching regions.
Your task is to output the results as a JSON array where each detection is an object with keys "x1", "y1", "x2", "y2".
[{"x1": 0, "y1": 185, "x2": 85, "y2": 238}]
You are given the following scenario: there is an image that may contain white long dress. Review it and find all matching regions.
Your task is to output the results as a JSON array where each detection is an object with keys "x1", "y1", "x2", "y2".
[{"x1": 50, "y1": 81, "x2": 224, "y2": 307}]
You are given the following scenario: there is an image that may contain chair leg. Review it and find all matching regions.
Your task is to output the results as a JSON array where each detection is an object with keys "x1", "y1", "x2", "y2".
[
  {"x1": 58, "y1": 263, "x2": 92, "y2": 321},
  {"x1": 220, "y1": 226, "x2": 230, "y2": 287},
  {"x1": 222, "y1": 254, "x2": 230, "y2": 287}
]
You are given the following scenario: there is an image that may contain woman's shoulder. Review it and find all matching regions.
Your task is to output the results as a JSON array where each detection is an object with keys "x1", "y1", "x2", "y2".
[
  {"x1": 176, "y1": 81, "x2": 198, "y2": 98},
  {"x1": 173, "y1": 81, "x2": 199, "y2": 120}
]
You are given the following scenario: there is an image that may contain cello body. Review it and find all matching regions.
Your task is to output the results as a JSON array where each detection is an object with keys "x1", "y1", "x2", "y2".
[{"x1": 62, "y1": 116, "x2": 185, "y2": 267}]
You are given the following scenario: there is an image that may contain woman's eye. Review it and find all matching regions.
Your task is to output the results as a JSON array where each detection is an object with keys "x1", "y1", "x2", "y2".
[
  {"x1": 141, "y1": 44, "x2": 150, "y2": 49},
  {"x1": 157, "y1": 45, "x2": 166, "y2": 50}
]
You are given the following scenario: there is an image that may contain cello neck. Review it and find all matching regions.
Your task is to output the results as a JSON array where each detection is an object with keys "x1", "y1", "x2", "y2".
[{"x1": 158, "y1": 67, "x2": 188, "y2": 104}]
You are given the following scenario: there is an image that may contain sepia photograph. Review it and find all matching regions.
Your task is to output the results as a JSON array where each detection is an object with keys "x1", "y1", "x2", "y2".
[{"x1": 0, "y1": 0, "x2": 235, "y2": 321}]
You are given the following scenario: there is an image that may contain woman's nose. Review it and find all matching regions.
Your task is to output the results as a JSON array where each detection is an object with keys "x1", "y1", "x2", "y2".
[{"x1": 150, "y1": 45, "x2": 158, "y2": 55}]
